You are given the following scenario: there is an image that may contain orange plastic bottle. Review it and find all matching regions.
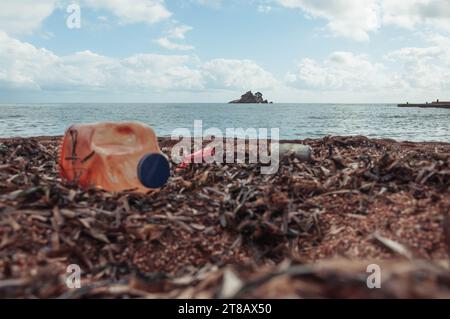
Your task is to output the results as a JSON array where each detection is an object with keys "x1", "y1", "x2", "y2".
[{"x1": 59, "y1": 122, "x2": 170, "y2": 193}]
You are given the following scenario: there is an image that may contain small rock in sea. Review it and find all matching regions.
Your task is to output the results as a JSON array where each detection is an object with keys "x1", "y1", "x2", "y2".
[{"x1": 229, "y1": 91, "x2": 272, "y2": 104}]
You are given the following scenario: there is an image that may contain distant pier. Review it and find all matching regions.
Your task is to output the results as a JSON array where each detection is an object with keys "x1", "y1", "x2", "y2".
[{"x1": 398, "y1": 99, "x2": 450, "y2": 109}]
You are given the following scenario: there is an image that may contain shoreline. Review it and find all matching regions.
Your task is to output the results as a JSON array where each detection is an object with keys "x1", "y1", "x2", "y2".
[{"x1": 1, "y1": 135, "x2": 450, "y2": 147}]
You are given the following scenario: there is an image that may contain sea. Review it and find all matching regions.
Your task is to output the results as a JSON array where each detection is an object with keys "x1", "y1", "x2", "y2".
[{"x1": 0, "y1": 103, "x2": 448, "y2": 142}]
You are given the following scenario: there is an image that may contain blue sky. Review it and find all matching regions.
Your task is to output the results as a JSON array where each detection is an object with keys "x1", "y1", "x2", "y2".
[{"x1": 1, "y1": 0, "x2": 450, "y2": 103}]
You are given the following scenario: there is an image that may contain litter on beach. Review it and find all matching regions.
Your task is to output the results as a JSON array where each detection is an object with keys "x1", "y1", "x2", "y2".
[
  {"x1": 0, "y1": 135, "x2": 449, "y2": 298},
  {"x1": 59, "y1": 122, "x2": 170, "y2": 193}
]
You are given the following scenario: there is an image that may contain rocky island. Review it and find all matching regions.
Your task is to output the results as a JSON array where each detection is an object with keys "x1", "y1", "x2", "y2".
[{"x1": 229, "y1": 91, "x2": 273, "y2": 104}]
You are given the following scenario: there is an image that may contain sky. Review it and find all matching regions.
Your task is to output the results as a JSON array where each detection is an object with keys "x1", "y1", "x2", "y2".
[{"x1": 0, "y1": 0, "x2": 450, "y2": 103}]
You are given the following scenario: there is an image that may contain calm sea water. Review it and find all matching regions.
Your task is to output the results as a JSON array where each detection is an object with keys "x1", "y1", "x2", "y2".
[{"x1": 0, "y1": 103, "x2": 448, "y2": 142}]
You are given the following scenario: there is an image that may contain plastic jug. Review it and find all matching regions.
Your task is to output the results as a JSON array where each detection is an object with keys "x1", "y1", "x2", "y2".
[{"x1": 59, "y1": 122, "x2": 170, "y2": 193}]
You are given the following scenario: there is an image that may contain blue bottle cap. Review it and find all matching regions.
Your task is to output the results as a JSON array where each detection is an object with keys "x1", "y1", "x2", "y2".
[{"x1": 137, "y1": 153, "x2": 170, "y2": 189}]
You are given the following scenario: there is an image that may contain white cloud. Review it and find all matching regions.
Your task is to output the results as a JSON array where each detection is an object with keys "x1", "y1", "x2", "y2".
[
  {"x1": 194, "y1": 0, "x2": 223, "y2": 9},
  {"x1": 120, "y1": 54, "x2": 204, "y2": 90},
  {"x1": 155, "y1": 24, "x2": 194, "y2": 51},
  {"x1": 84, "y1": 0, "x2": 171, "y2": 24},
  {"x1": 276, "y1": 0, "x2": 380, "y2": 41},
  {"x1": 0, "y1": 31, "x2": 276, "y2": 93},
  {"x1": 258, "y1": 5, "x2": 272, "y2": 13},
  {"x1": 382, "y1": 0, "x2": 450, "y2": 32},
  {"x1": 287, "y1": 51, "x2": 406, "y2": 91},
  {"x1": 203, "y1": 59, "x2": 279, "y2": 90},
  {"x1": 384, "y1": 37, "x2": 450, "y2": 91},
  {"x1": 276, "y1": 0, "x2": 450, "y2": 41},
  {"x1": 167, "y1": 25, "x2": 193, "y2": 39},
  {"x1": 0, "y1": 0, "x2": 172, "y2": 35},
  {"x1": 0, "y1": 0, "x2": 59, "y2": 34},
  {"x1": 385, "y1": 46, "x2": 442, "y2": 62},
  {"x1": 0, "y1": 31, "x2": 58, "y2": 89},
  {"x1": 54, "y1": 51, "x2": 118, "y2": 90},
  {"x1": 0, "y1": 31, "x2": 200, "y2": 91},
  {"x1": 155, "y1": 37, "x2": 195, "y2": 51},
  {"x1": 288, "y1": 42, "x2": 450, "y2": 96}
]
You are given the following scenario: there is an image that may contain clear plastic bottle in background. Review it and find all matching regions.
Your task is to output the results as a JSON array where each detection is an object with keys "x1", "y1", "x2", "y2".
[{"x1": 59, "y1": 122, "x2": 170, "y2": 193}]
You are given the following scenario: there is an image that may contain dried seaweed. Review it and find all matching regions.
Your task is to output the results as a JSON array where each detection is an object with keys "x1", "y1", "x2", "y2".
[{"x1": 0, "y1": 135, "x2": 449, "y2": 298}]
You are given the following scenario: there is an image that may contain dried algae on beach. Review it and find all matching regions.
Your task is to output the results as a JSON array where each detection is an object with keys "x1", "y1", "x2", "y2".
[{"x1": 0, "y1": 135, "x2": 449, "y2": 298}]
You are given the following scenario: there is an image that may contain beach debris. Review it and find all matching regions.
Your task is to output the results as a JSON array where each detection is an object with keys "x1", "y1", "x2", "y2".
[
  {"x1": 278, "y1": 143, "x2": 312, "y2": 161},
  {"x1": 444, "y1": 215, "x2": 450, "y2": 256},
  {"x1": 0, "y1": 135, "x2": 449, "y2": 298},
  {"x1": 178, "y1": 147, "x2": 216, "y2": 169},
  {"x1": 0, "y1": 143, "x2": 7, "y2": 155},
  {"x1": 373, "y1": 233, "x2": 415, "y2": 260},
  {"x1": 59, "y1": 122, "x2": 170, "y2": 193},
  {"x1": 219, "y1": 268, "x2": 243, "y2": 299}
]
